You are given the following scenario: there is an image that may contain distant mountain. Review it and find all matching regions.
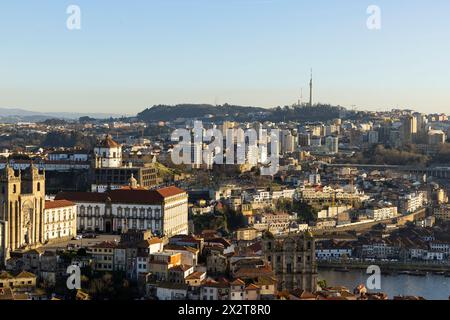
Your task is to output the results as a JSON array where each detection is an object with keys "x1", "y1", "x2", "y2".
[
  {"x1": 137, "y1": 103, "x2": 346, "y2": 123},
  {"x1": 0, "y1": 107, "x2": 124, "y2": 122}
]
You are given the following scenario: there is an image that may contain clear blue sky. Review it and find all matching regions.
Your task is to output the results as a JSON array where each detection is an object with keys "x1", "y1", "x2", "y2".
[{"x1": 1, "y1": 0, "x2": 449, "y2": 115}]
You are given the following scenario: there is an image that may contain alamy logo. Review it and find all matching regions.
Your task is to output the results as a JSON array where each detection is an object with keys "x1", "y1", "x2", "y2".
[
  {"x1": 366, "y1": 265, "x2": 381, "y2": 290},
  {"x1": 66, "y1": 5, "x2": 81, "y2": 30},
  {"x1": 66, "y1": 265, "x2": 81, "y2": 290},
  {"x1": 171, "y1": 121, "x2": 280, "y2": 175},
  {"x1": 367, "y1": 5, "x2": 381, "y2": 30}
]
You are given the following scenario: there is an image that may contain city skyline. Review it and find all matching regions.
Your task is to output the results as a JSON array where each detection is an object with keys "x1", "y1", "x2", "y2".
[{"x1": 1, "y1": 0, "x2": 450, "y2": 114}]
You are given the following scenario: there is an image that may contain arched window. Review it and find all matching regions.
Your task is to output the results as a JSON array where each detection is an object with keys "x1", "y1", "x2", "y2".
[
  {"x1": 13, "y1": 184, "x2": 17, "y2": 194},
  {"x1": 37, "y1": 182, "x2": 41, "y2": 192}
]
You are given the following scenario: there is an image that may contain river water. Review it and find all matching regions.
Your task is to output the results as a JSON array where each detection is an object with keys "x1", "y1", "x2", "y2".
[{"x1": 318, "y1": 269, "x2": 450, "y2": 300}]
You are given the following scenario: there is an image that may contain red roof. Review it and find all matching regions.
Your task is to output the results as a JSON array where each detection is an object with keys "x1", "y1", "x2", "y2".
[
  {"x1": 45, "y1": 200, "x2": 76, "y2": 210},
  {"x1": 156, "y1": 186, "x2": 186, "y2": 198},
  {"x1": 96, "y1": 135, "x2": 120, "y2": 148},
  {"x1": 55, "y1": 186, "x2": 186, "y2": 205}
]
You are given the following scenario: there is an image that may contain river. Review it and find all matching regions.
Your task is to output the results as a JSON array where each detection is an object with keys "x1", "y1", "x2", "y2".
[{"x1": 318, "y1": 269, "x2": 450, "y2": 300}]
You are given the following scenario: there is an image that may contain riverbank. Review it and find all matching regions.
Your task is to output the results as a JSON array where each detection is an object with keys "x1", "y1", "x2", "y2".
[
  {"x1": 318, "y1": 269, "x2": 450, "y2": 300},
  {"x1": 318, "y1": 261, "x2": 450, "y2": 273}
]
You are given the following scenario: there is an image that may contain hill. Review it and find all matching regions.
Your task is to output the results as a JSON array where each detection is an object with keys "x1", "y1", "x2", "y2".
[{"x1": 137, "y1": 103, "x2": 346, "y2": 123}]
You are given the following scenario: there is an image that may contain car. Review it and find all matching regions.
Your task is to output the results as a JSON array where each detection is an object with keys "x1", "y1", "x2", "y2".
[{"x1": 83, "y1": 233, "x2": 97, "y2": 239}]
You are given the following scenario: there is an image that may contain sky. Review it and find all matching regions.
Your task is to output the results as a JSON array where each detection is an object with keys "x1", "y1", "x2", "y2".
[{"x1": 0, "y1": 0, "x2": 449, "y2": 115}]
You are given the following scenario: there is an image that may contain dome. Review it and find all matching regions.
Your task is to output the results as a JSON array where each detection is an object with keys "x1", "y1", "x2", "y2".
[{"x1": 97, "y1": 135, "x2": 120, "y2": 148}]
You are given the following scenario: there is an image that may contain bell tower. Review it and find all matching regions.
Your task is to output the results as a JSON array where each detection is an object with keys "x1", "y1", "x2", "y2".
[{"x1": 0, "y1": 165, "x2": 21, "y2": 256}]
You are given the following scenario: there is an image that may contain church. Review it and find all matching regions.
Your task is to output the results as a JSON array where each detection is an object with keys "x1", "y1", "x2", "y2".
[{"x1": 0, "y1": 165, "x2": 46, "y2": 264}]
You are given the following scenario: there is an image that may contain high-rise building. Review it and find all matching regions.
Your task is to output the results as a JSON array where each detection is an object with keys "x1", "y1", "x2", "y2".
[
  {"x1": 298, "y1": 133, "x2": 311, "y2": 147},
  {"x1": 401, "y1": 115, "x2": 418, "y2": 145},
  {"x1": 280, "y1": 130, "x2": 295, "y2": 154},
  {"x1": 325, "y1": 136, "x2": 339, "y2": 154}
]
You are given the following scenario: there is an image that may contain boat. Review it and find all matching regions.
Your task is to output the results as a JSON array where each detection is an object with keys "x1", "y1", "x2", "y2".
[
  {"x1": 409, "y1": 271, "x2": 427, "y2": 277},
  {"x1": 433, "y1": 271, "x2": 445, "y2": 276},
  {"x1": 334, "y1": 267, "x2": 350, "y2": 273},
  {"x1": 398, "y1": 270, "x2": 411, "y2": 275}
]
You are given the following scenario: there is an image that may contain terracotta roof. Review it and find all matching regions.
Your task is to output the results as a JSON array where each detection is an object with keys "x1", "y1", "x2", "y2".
[
  {"x1": 97, "y1": 135, "x2": 120, "y2": 148},
  {"x1": 45, "y1": 200, "x2": 76, "y2": 210},
  {"x1": 185, "y1": 271, "x2": 205, "y2": 280},
  {"x1": 15, "y1": 271, "x2": 36, "y2": 279},
  {"x1": 164, "y1": 244, "x2": 199, "y2": 254},
  {"x1": 230, "y1": 278, "x2": 245, "y2": 286},
  {"x1": 156, "y1": 186, "x2": 186, "y2": 198},
  {"x1": 202, "y1": 279, "x2": 229, "y2": 288},
  {"x1": 245, "y1": 284, "x2": 260, "y2": 291},
  {"x1": 55, "y1": 186, "x2": 186, "y2": 205},
  {"x1": 170, "y1": 264, "x2": 193, "y2": 272}
]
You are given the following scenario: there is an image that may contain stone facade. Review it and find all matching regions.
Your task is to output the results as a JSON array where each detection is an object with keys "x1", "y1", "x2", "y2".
[
  {"x1": 262, "y1": 232, "x2": 318, "y2": 292},
  {"x1": 0, "y1": 165, "x2": 45, "y2": 262}
]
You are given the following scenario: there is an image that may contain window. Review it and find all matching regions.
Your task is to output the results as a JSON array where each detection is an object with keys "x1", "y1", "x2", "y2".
[{"x1": 37, "y1": 182, "x2": 41, "y2": 192}]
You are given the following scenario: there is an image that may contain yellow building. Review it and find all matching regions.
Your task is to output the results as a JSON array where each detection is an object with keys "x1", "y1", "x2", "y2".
[{"x1": 0, "y1": 271, "x2": 37, "y2": 290}]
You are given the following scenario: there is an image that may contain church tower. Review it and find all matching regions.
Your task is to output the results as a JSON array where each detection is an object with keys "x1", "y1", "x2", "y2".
[{"x1": 0, "y1": 165, "x2": 45, "y2": 260}]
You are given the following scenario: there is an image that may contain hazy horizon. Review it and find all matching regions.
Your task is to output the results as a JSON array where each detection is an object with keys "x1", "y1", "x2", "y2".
[{"x1": 1, "y1": 0, "x2": 449, "y2": 115}]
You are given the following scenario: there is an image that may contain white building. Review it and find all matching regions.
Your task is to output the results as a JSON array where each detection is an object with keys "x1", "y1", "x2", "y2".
[
  {"x1": 325, "y1": 136, "x2": 339, "y2": 154},
  {"x1": 94, "y1": 135, "x2": 123, "y2": 168},
  {"x1": 366, "y1": 206, "x2": 398, "y2": 221},
  {"x1": 55, "y1": 186, "x2": 189, "y2": 237},
  {"x1": 400, "y1": 192, "x2": 424, "y2": 214},
  {"x1": 44, "y1": 200, "x2": 77, "y2": 242},
  {"x1": 428, "y1": 130, "x2": 446, "y2": 145},
  {"x1": 316, "y1": 248, "x2": 352, "y2": 260}
]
